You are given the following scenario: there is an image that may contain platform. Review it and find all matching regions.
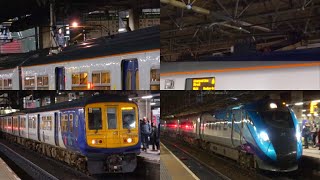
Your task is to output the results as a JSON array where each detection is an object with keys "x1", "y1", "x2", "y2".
[
  {"x1": 160, "y1": 143, "x2": 199, "y2": 180},
  {"x1": 138, "y1": 145, "x2": 160, "y2": 163},
  {"x1": 0, "y1": 158, "x2": 20, "y2": 180},
  {"x1": 303, "y1": 147, "x2": 320, "y2": 159}
]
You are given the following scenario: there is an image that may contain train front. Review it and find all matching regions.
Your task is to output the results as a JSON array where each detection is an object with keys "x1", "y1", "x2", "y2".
[
  {"x1": 244, "y1": 100, "x2": 302, "y2": 172},
  {"x1": 83, "y1": 101, "x2": 140, "y2": 174}
]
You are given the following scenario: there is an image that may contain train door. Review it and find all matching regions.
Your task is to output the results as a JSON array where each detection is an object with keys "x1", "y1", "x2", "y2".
[
  {"x1": 54, "y1": 112, "x2": 59, "y2": 146},
  {"x1": 121, "y1": 59, "x2": 139, "y2": 90},
  {"x1": 106, "y1": 107, "x2": 121, "y2": 147},
  {"x1": 67, "y1": 113, "x2": 74, "y2": 147},
  {"x1": 55, "y1": 67, "x2": 65, "y2": 90},
  {"x1": 37, "y1": 114, "x2": 41, "y2": 141}
]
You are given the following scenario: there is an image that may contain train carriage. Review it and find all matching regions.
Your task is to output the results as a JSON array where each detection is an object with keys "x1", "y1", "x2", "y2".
[
  {"x1": 0, "y1": 26, "x2": 160, "y2": 90},
  {"x1": 0, "y1": 94, "x2": 140, "y2": 174}
]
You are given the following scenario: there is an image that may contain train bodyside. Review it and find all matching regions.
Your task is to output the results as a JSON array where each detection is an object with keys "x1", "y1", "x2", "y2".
[
  {"x1": 0, "y1": 95, "x2": 141, "y2": 174},
  {"x1": 21, "y1": 50, "x2": 160, "y2": 90}
]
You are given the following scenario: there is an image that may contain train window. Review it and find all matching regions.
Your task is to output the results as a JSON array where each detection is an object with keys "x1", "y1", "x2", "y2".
[
  {"x1": 75, "y1": 115, "x2": 78, "y2": 128},
  {"x1": 92, "y1": 71, "x2": 111, "y2": 90},
  {"x1": 88, "y1": 108, "x2": 102, "y2": 130},
  {"x1": 0, "y1": 79, "x2": 2, "y2": 89},
  {"x1": 4, "y1": 79, "x2": 12, "y2": 90},
  {"x1": 24, "y1": 76, "x2": 35, "y2": 90},
  {"x1": 106, "y1": 108, "x2": 117, "y2": 129},
  {"x1": 61, "y1": 114, "x2": 68, "y2": 132},
  {"x1": 37, "y1": 76, "x2": 49, "y2": 90},
  {"x1": 126, "y1": 71, "x2": 132, "y2": 90},
  {"x1": 21, "y1": 117, "x2": 26, "y2": 128},
  {"x1": 150, "y1": 69, "x2": 160, "y2": 90},
  {"x1": 69, "y1": 114, "x2": 73, "y2": 132},
  {"x1": 72, "y1": 72, "x2": 88, "y2": 90},
  {"x1": 122, "y1": 107, "x2": 136, "y2": 129}
]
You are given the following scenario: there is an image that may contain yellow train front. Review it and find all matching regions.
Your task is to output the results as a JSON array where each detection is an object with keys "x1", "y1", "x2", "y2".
[{"x1": 61, "y1": 95, "x2": 140, "y2": 174}]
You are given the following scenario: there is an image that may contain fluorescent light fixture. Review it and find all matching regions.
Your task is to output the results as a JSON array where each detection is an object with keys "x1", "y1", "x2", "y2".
[
  {"x1": 150, "y1": 102, "x2": 156, "y2": 105},
  {"x1": 307, "y1": 114, "x2": 312, "y2": 117},
  {"x1": 302, "y1": 109, "x2": 306, "y2": 112},
  {"x1": 142, "y1": 95, "x2": 153, "y2": 99},
  {"x1": 118, "y1": 28, "x2": 126, "y2": 32},
  {"x1": 302, "y1": 114, "x2": 306, "y2": 117},
  {"x1": 294, "y1": 102, "x2": 303, "y2": 106},
  {"x1": 312, "y1": 100, "x2": 320, "y2": 103}
]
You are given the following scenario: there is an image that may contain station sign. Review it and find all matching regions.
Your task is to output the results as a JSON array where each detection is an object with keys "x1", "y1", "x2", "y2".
[{"x1": 185, "y1": 77, "x2": 215, "y2": 90}]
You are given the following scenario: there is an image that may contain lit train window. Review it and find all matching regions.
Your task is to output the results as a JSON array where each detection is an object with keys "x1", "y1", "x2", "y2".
[
  {"x1": 4, "y1": 79, "x2": 12, "y2": 90},
  {"x1": 24, "y1": 76, "x2": 35, "y2": 90},
  {"x1": 69, "y1": 114, "x2": 73, "y2": 132},
  {"x1": 61, "y1": 114, "x2": 68, "y2": 132},
  {"x1": 92, "y1": 71, "x2": 111, "y2": 90},
  {"x1": 122, "y1": 107, "x2": 136, "y2": 129},
  {"x1": 150, "y1": 69, "x2": 160, "y2": 90},
  {"x1": 107, "y1": 108, "x2": 117, "y2": 129},
  {"x1": 88, "y1": 108, "x2": 102, "y2": 130},
  {"x1": 37, "y1": 76, "x2": 49, "y2": 90},
  {"x1": 72, "y1": 72, "x2": 88, "y2": 90}
]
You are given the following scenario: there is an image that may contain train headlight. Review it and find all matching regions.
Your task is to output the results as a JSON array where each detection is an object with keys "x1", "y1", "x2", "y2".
[
  {"x1": 127, "y1": 138, "x2": 132, "y2": 143},
  {"x1": 92, "y1": 139, "x2": 97, "y2": 144},
  {"x1": 259, "y1": 131, "x2": 270, "y2": 141},
  {"x1": 165, "y1": 79, "x2": 175, "y2": 89},
  {"x1": 269, "y1": 103, "x2": 277, "y2": 109}
]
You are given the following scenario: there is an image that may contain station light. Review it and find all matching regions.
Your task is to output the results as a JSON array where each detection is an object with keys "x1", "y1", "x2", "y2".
[
  {"x1": 294, "y1": 102, "x2": 303, "y2": 106},
  {"x1": 71, "y1": 21, "x2": 79, "y2": 28},
  {"x1": 118, "y1": 28, "x2": 126, "y2": 32},
  {"x1": 142, "y1": 95, "x2": 153, "y2": 99},
  {"x1": 150, "y1": 102, "x2": 156, "y2": 105},
  {"x1": 269, "y1": 103, "x2": 277, "y2": 109}
]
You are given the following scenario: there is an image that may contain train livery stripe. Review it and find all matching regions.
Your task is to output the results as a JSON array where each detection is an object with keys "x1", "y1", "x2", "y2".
[
  {"x1": 160, "y1": 62, "x2": 320, "y2": 76},
  {"x1": 22, "y1": 49, "x2": 160, "y2": 68}
]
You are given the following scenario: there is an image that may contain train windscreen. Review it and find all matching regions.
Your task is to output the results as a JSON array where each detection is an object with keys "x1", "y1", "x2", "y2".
[{"x1": 259, "y1": 110, "x2": 294, "y2": 128}]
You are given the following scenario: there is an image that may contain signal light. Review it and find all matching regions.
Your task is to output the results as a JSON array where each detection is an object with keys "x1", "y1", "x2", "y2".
[{"x1": 87, "y1": 82, "x2": 93, "y2": 89}]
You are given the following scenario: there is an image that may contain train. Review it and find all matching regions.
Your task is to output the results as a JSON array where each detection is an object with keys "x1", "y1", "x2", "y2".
[
  {"x1": 161, "y1": 48, "x2": 320, "y2": 90},
  {"x1": 0, "y1": 94, "x2": 140, "y2": 174},
  {"x1": 161, "y1": 98, "x2": 302, "y2": 172},
  {"x1": 0, "y1": 26, "x2": 160, "y2": 90}
]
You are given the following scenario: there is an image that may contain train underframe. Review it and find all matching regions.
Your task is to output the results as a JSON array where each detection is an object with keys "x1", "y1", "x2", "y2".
[{"x1": 2, "y1": 132, "x2": 137, "y2": 174}]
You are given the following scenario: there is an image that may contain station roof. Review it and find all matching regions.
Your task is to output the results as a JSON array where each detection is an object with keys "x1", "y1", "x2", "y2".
[
  {"x1": 0, "y1": 25, "x2": 159, "y2": 69},
  {"x1": 0, "y1": 0, "x2": 160, "y2": 31},
  {"x1": 161, "y1": 0, "x2": 320, "y2": 62}
]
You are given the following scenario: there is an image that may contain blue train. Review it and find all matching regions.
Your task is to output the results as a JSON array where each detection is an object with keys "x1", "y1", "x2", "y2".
[
  {"x1": 162, "y1": 99, "x2": 302, "y2": 172},
  {"x1": 0, "y1": 94, "x2": 140, "y2": 174}
]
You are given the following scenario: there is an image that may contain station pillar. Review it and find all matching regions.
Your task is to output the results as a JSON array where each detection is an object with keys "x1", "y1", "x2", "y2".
[
  {"x1": 129, "y1": 8, "x2": 140, "y2": 31},
  {"x1": 137, "y1": 99, "x2": 151, "y2": 122},
  {"x1": 291, "y1": 91, "x2": 304, "y2": 124}
]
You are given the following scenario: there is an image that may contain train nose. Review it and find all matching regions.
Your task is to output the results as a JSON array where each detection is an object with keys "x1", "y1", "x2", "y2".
[{"x1": 268, "y1": 128, "x2": 298, "y2": 168}]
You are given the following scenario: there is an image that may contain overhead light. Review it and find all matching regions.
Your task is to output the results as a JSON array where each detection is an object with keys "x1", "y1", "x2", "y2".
[
  {"x1": 307, "y1": 114, "x2": 312, "y2": 117},
  {"x1": 269, "y1": 103, "x2": 277, "y2": 109},
  {"x1": 312, "y1": 100, "x2": 320, "y2": 103},
  {"x1": 150, "y1": 102, "x2": 156, "y2": 105},
  {"x1": 186, "y1": 4, "x2": 192, "y2": 10},
  {"x1": 118, "y1": 28, "x2": 126, "y2": 32},
  {"x1": 294, "y1": 102, "x2": 303, "y2": 106},
  {"x1": 142, "y1": 95, "x2": 153, "y2": 99},
  {"x1": 302, "y1": 109, "x2": 306, "y2": 112},
  {"x1": 71, "y1": 21, "x2": 78, "y2": 27},
  {"x1": 302, "y1": 114, "x2": 306, "y2": 117}
]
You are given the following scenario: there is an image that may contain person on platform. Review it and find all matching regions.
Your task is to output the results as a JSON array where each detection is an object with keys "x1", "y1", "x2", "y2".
[
  {"x1": 311, "y1": 122, "x2": 318, "y2": 147},
  {"x1": 302, "y1": 125, "x2": 311, "y2": 149},
  {"x1": 140, "y1": 118, "x2": 150, "y2": 151},
  {"x1": 150, "y1": 122, "x2": 158, "y2": 151}
]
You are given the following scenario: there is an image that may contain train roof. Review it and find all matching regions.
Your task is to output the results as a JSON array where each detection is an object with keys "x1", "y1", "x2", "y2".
[
  {"x1": 0, "y1": 26, "x2": 159, "y2": 69},
  {"x1": 23, "y1": 94, "x2": 132, "y2": 114},
  {"x1": 161, "y1": 60, "x2": 320, "y2": 74}
]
